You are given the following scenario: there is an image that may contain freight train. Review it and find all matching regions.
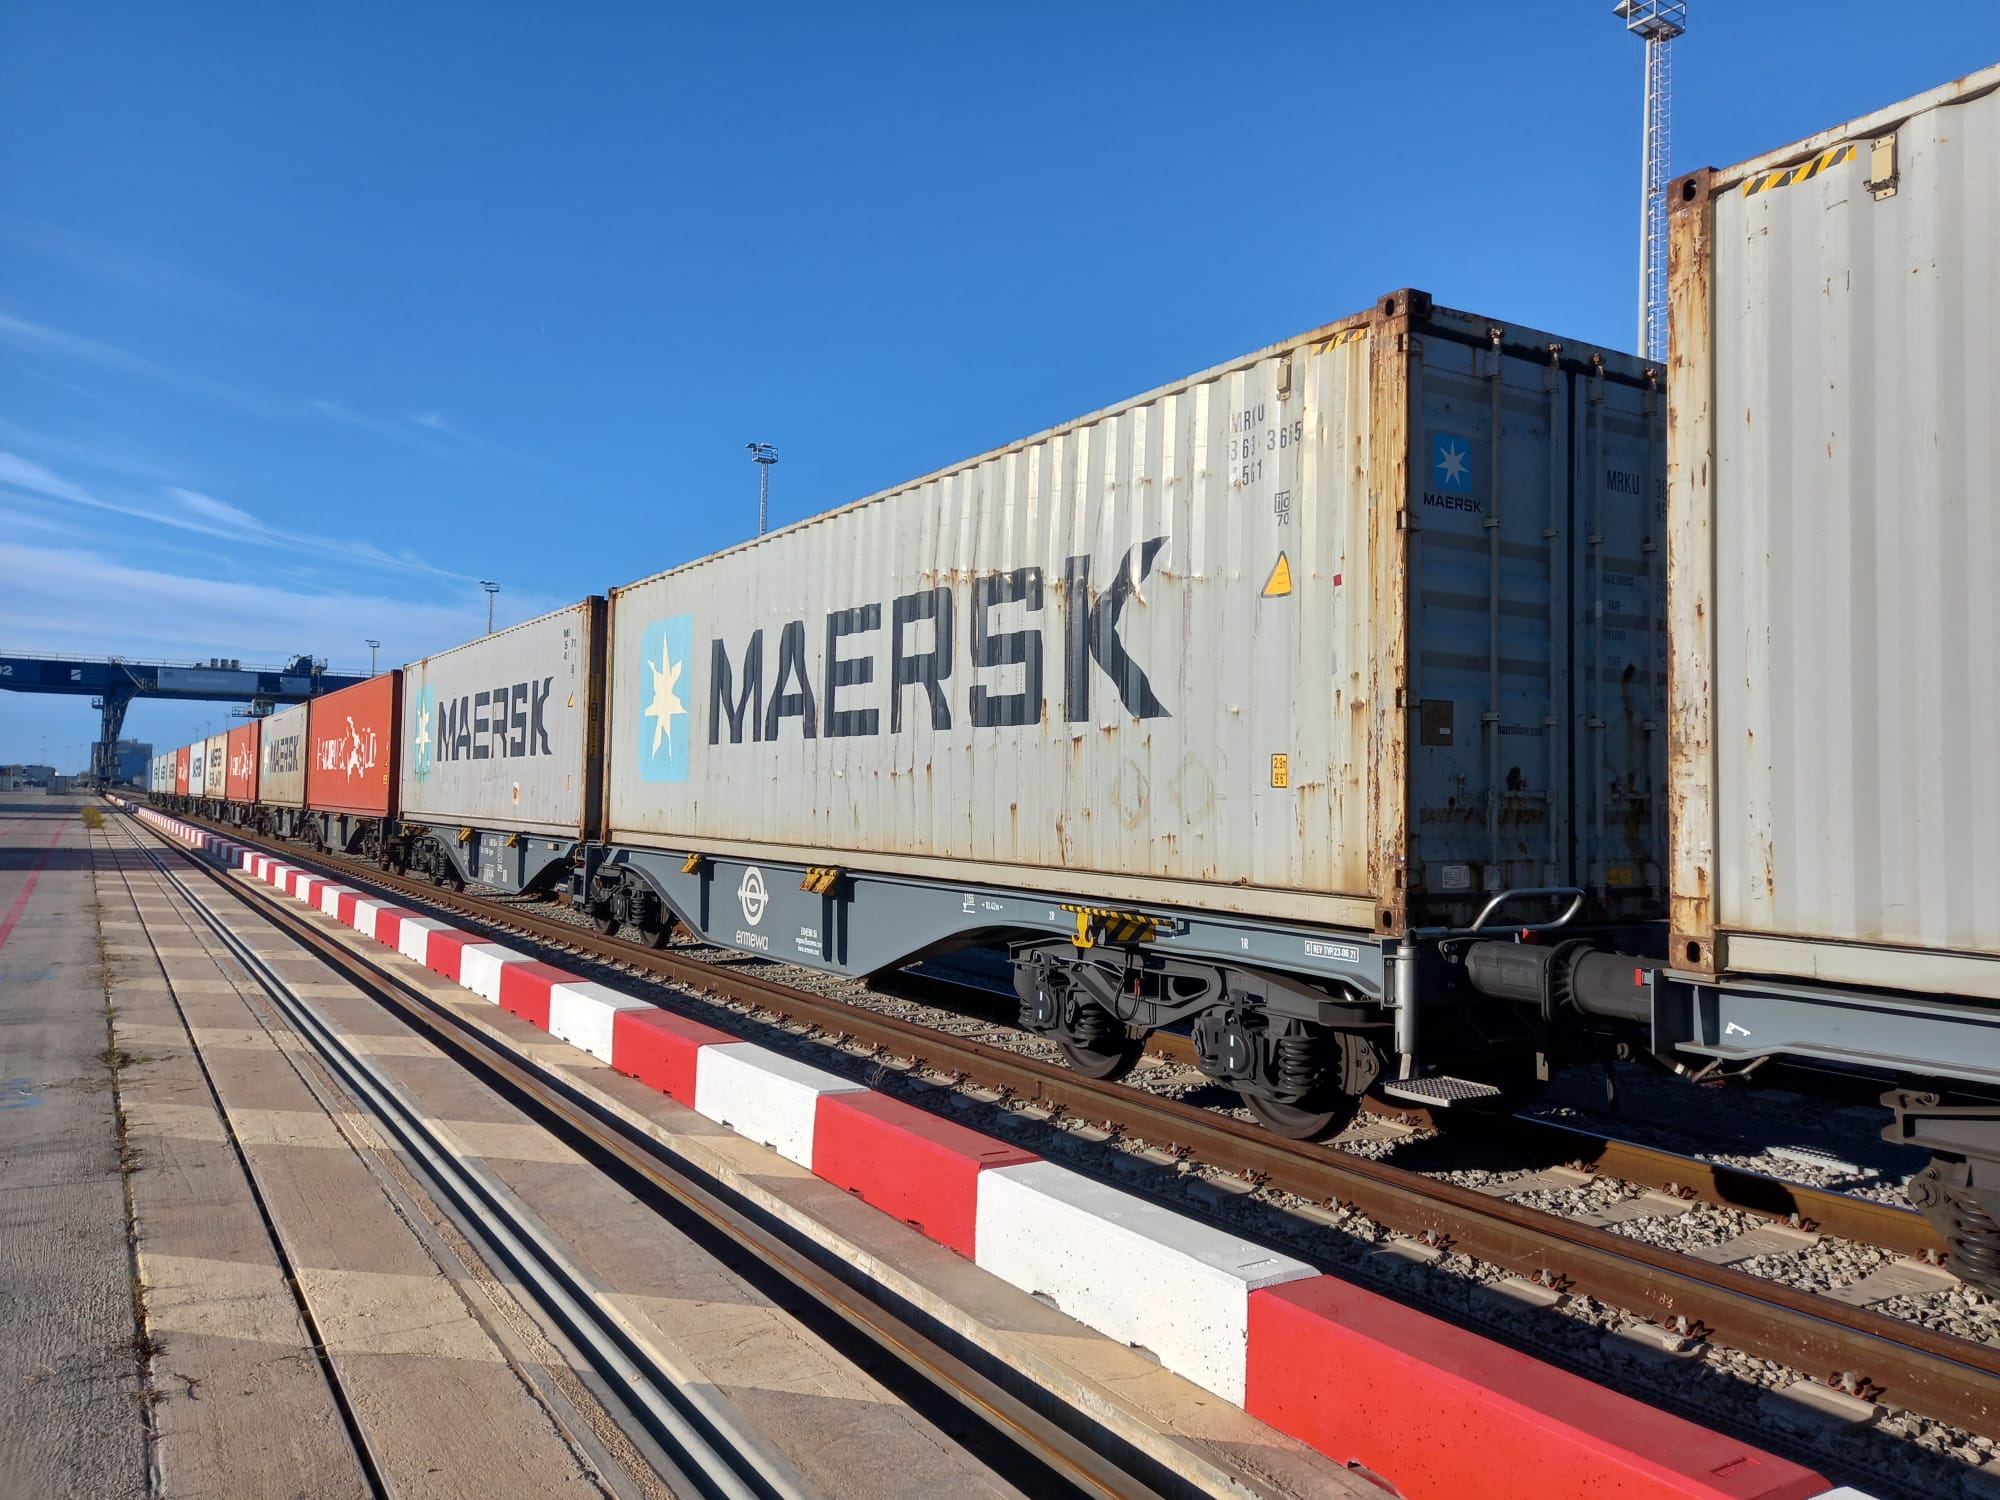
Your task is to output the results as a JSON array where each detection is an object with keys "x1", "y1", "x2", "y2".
[{"x1": 151, "y1": 63, "x2": 2000, "y2": 1286}]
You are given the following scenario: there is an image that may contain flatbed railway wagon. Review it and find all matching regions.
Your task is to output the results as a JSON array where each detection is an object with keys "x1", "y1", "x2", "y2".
[
  {"x1": 1672, "y1": 65, "x2": 2000, "y2": 1274},
  {"x1": 395, "y1": 599, "x2": 606, "y2": 895},
  {"x1": 1450, "y1": 64, "x2": 2000, "y2": 1285},
  {"x1": 579, "y1": 289, "x2": 1667, "y2": 1134},
  {"x1": 302, "y1": 672, "x2": 401, "y2": 856}
]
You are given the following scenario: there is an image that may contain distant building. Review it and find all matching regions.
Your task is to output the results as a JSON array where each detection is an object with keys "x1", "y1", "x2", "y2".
[
  {"x1": 114, "y1": 740, "x2": 152, "y2": 785},
  {"x1": 1, "y1": 763, "x2": 57, "y2": 786}
]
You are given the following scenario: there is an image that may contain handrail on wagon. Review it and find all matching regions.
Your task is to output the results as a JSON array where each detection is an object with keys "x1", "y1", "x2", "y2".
[{"x1": 1467, "y1": 886, "x2": 1587, "y2": 933}]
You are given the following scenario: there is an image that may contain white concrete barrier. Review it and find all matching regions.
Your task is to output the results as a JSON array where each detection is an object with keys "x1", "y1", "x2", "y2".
[
  {"x1": 973, "y1": 1159, "x2": 1316, "y2": 1406},
  {"x1": 546, "y1": 981, "x2": 652, "y2": 1064},
  {"x1": 692, "y1": 1043, "x2": 868, "y2": 1167},
  {"x1": 458, "y1": 944, "x2": 530, "y2": 1004}
]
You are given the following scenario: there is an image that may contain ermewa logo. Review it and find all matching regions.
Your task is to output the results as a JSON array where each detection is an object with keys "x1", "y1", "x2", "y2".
[
  {"x1": 317, "y1": 717, "x2": 380, "y2": 783},
  {"x1": 737, "y1": 866, "x2": 767, "y2": 925}
]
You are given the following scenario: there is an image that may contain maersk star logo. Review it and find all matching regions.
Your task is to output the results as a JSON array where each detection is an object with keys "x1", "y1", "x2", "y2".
[
  {"x1": 636, "y1": 614, "x2": 693, "y2": 782},
  {"x1": 1433, "y1": 432, "x2": 1472, "y2": 493},
  {"x1": 411, "y1": 686, "x2": 435, "y2": 781}
]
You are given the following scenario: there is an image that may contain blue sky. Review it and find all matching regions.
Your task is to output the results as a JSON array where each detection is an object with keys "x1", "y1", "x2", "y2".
[{"x1": 2, "y1": 4, "x2": 1993, "y2": 767}]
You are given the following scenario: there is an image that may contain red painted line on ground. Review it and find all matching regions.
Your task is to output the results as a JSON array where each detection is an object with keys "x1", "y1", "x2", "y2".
[{"x1": 0, "y1": 819, "x2": 71, "y2": 952}]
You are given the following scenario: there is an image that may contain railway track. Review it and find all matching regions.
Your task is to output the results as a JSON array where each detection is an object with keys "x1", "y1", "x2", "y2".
[
  {"x1": 169, "y1": 813, "x2": 2000, "y2": 1442},
  {"x1": 116, "y1": 812, "x2": 1173, "y2": 1500}
]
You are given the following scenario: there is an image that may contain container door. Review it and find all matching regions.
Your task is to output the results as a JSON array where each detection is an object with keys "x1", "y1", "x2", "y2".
[
  {"x1": 1404, "y1": 330, "x2": 1570, "y2": 924},
  {"x1": 1571, "y1": 363, "x2": 1667, "y2": 920}
]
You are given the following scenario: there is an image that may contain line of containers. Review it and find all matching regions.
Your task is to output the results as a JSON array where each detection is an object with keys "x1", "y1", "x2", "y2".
[{"x1": 156, "y1": 60, "x2": 2000, "y2": 1007}]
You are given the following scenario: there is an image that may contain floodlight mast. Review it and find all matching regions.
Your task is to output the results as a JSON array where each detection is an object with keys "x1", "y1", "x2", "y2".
[
  {"x1": 1615, "y1": 1, "x2": 1686, "y2": 364},
  {"x1": 745, "y1": 442, "x2": 779, "y2": 536}
]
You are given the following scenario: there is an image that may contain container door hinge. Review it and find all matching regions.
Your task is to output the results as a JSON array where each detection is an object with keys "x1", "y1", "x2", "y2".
[{"x1": 1866, "y1": 132, "x2": 1898, "y2": 200}]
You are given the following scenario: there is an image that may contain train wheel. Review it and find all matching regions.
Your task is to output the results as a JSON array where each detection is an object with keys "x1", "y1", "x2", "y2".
[
  {"x1": 590, "y1": 904, "x2": 620, "y2": 937},
  {"x1": 1234, "y1": 1024, "x2": 1374, "y2": 1140},
  {"x1": 1240, "y1": 1089, "x2": 1350, "y2": 1141},
  {"x1": 636, "y1": 912, "x2": 676, "y2": 949},
  {"x1": 1059, "y1": 1033, "x2": 1144, "y2": 1080}
]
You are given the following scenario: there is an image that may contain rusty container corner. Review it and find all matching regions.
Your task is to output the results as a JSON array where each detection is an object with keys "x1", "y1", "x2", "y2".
[
  {"x1": 305, "y1": 671, "x2": 402, "y2": 818},
  {"x1": 1664, "y1": 62, "x2": 2000, "y2": 997},
  {"x1": 599, "y1": 288, "x2": 1666, "y2": 939}
]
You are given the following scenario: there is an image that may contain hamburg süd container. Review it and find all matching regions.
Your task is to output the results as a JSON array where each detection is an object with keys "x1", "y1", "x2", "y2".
[
  {"x1": 1668, "y1": 62, "x2": 2000, "y2": 999},
  {"x1": 204, "y1": 732, "x2": 227, "y2": 798},
  {"x1": 604, "y1": 290, "x2": 1666, "y2": 935},
  {"x1": 306, "y1": 673, "x2": 400, "y2": 817},
  {"x1": 225, "y1": 722, "x2": 260, "y2": 803},
  {"x1": 400, "y1": 599, "x2": 605, "y2": 838},
  {"x1": 258, "y1": 702, "x2": 308, "y2": 808}
]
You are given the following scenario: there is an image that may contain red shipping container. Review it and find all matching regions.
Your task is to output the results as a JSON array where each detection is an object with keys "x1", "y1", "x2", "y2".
[
  {"x1": 225, "y1": 722, "x2": 261, "y2": 803},
  {"x1": 175, "y1": 745, "x2": 191, "y2": 795},
  {"x1": 306, "y1": 672, "x2": 401, "y2": 817}
]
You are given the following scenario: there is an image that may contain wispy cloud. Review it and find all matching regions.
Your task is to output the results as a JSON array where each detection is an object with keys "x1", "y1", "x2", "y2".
[
  {"x1": 0, "y1": 417, "x2": 190, "y2": 486},
  {"x1": 0, "y1": 450, "x2": 471, "y2": 582},
  {"x1": 1, "y1": 311, "x2": 499, "y2": 461},
  {"x1": 0, "y1": 309, "x2": 285, "y2": 417},
  {"x1": 1, "y1": 215, "x2": 266, "y2": 319},
  {"x1": 0, "y1": 541, "x2": 545, "y2": 675}
]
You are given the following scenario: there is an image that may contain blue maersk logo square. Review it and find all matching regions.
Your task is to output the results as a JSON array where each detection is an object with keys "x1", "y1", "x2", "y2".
[
  {"x1": 1432, "y1": 432, "x2": 1473, "y2": 493},
  {"x1": 636, "y1": 614, "x2": 693, "y2": 782}
]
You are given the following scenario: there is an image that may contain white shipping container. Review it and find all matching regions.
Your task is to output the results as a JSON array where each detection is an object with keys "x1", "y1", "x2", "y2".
[
  {"x1": 203, "y1": 733, "x2": 227, "y2": 801},
  {"x1": 606, "y1": 293, "x2": 1664, "y2": 934},
  {"x1": 259, "y1": 702, "x2": 308, "y2": 808},
  {"x1": 1668, "y1": 63, "x2": 2000, "y2": 997},
  {"x1": 399, "y1": 600, "x2": 604, "y2": 837},
  {"x1": 187, "y1": 740, "x2": 207, "y2": 799}
]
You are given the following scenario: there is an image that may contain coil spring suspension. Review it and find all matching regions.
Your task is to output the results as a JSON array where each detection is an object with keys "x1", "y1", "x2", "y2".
[
  {"x1": 1275, "y1": 1028, "x2": 1321, "y2": 1098},
  {"x1": 1949, "y1": 1185, "x2": 2000, "y2": 1287},
  {"x1": 1066, "y1": 998, "x2": 1113, "y2": 1049}
]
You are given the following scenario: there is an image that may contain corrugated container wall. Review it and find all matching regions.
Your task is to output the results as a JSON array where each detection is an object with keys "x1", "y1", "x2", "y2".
[
  {"x1": 187, "y1": 740, "x2": 207, "y2": 799},
  {"x1": 1669, "y1": 64, "x2": 2000, "y2": 996},
  {"x1": 400, "y1": 600, "x2": 605, "y2": 837},
  {"x1": 225, "y1": 722, "x2": 260, "y2": 803},
  {"x1": 259, "y1": 702, "x2": 308, "y2": 808},
  {"x1": 605, "y1": 293, "x2": 1664, "y2": 934},
  {"x1": 306, "y1": 673, "x2": 400, "y2": 817},
  {"x1": 175, "y1": 746, "x2": 190, "y2": 796},
  {"x1": 204, "y1": 733, "x2": 227, "y2": 799}
]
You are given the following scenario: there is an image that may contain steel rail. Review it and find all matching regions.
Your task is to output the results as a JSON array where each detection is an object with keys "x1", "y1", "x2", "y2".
[
  {"x1": 162, "y1": 813, "x2": 2000, "y2": 1439},
  {"x1": 111, "y1": 820, "x2": 806, "y2": 1500},
  {"x1": 126, "y1": 813, "x2": 1172, "y2": 1500}
]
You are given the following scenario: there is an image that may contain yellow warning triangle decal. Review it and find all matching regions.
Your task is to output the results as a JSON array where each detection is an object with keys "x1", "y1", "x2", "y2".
[{"x1": 1262, "y1": 551, "x2": 1293, "y2": 597}]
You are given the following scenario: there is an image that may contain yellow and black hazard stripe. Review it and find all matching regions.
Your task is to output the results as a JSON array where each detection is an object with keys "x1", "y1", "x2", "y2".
[
  {"x1": 1742, "y1": 142, "x2": 1855, "y2": 197},
  {"x1": 1058, "y1": 903, "x2": 1161, "y2": 949},
  {"x1": 1310, "y1": 326, "x2": 1369, "y2": 354}
]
